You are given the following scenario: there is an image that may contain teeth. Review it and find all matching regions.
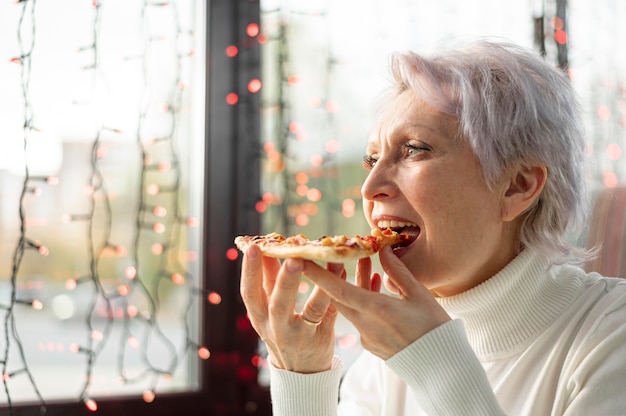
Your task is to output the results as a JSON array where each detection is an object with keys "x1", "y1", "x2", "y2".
[{"x1": 377, "y1": 220, "x2": 418, "y2": 229}]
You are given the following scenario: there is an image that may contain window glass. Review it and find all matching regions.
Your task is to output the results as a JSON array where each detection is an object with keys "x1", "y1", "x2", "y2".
[
  {"x1": 0, "y1": 0, "x2": 205, "y2": 406},
  {"x1": 258, "y1": 0, "x2": 626, "y2": 381}
]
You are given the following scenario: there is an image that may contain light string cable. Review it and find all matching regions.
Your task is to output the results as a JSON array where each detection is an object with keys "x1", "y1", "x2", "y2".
[
  {"x1": 3, "y1": 0, "x2": 48, "y2": 414},
  {"x1": 76, "y1": 0, "x2": 117, "y2": 405},
  {"x1": 119, "y1": 0, "x2": 196, "y2": 395},
  {"x1": 260, "y1": 5, "x2": 334, "y2": 236},
  {"x1": 260, "y1": 5, "x2": 295, "y2": 235},
  {"x1": 69, "y1": 0, "x2": 203, "y2": 404}
]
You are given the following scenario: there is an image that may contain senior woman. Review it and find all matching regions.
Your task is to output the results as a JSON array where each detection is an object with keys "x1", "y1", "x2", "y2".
[{"x1": 240, "y1": 40, "x2": 626, "y2": 415}]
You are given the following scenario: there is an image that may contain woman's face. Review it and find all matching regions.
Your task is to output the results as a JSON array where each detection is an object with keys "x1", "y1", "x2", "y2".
[{"x1": 362, "y1": 90, "x2": 517, "y2": 297}]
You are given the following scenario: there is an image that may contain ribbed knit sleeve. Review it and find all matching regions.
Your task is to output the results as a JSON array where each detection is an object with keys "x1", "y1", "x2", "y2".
[
  {"x1": 269, "y1": 356, "x2": 343, "y2": 416},
  {"x1": 386, "y1": 319, "x2": 505, "y2": 415}
]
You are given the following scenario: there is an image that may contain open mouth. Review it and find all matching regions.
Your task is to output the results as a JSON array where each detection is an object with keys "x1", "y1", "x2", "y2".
[{"x1": 376, "y1": 220, "x2": 420, "y2": 249}]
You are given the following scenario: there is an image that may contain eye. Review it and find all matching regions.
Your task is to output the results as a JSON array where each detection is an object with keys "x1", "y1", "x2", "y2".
[
  {"x1": 401, "y1": 143, "x2": 430, "y2": 159},
  {"x1": 362, "y1": 154, "x2": 378, "y2": 170}
]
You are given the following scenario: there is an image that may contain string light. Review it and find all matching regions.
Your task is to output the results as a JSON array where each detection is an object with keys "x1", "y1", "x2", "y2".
[{"x1": 1, "y1": 0, "x2": 209, "y2": 412}]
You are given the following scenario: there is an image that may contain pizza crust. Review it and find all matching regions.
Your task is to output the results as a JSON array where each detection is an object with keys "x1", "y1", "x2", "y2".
[{"x1": 234, "y1": 229, "x2": 409, "y2": 262}]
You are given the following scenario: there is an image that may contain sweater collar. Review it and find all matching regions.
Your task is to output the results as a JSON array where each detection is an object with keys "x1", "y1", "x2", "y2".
[{"x1": 436, "y1": 250, "x2": 583, "y2": 359}]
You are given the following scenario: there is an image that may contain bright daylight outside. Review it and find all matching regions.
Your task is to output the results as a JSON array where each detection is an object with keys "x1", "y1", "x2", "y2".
[{"x1": 0, "y1": 0, "x2": 206, "y2": 409}]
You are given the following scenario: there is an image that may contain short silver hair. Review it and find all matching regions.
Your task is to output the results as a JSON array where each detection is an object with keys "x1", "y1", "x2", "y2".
[{"x1": 388, "y1": 40, "x2": 589, "y2": 263}]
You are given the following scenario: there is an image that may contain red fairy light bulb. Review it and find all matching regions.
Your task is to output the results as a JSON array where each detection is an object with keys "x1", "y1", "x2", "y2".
[
  {"x1": 287, "y1": 74, "x2": 300, "y2": 85},
  {"x1": 186, "y1": 217, "x2": 199, "y2": 227},
  {"x1": 171, "y1": 273, "x2": 185, "y2": 285},
  {"x1": 225, "y1": 45, "x2": 238, "y2": 57},
  {"x1": 151, "y1": 243, "x2": 164, "y2": 255},
  {"x1": 32, "y1": 299, "x2": 43, "y2": 310},
  {"x1": 207, "y1": 291, "x2": 222, "y2": 304},
  {"x1": 153, "y1": 222, "x2": 165, "y2": 233},
  {"x1": 178, "y1": 80, "x2": 190, "y2": 90},
  {"x1": 225, "y1": 248, "x2": 238, "y2": 261},
  {"x1": 342, "y1": 198, "x2": 356, "y2": 218},
  {"x1": 597, "y1": 105, "x2": 611, "y2": 121},
  {"x1": 247, "y1": 78, "x2": 262, "y2": 93},
  {"x1": 257, "y1": 33, "x2": 269, "y2": 44},
  {"x1": 310, "y1": 154, "x2": 324, "y2": 167},
  {"x1": 607, "y1": 143, "x2": 622, "y2": 160},
  {"x1": 9, "y1": 57, "x2": 22, "y2": 64},
  {"x1": 551, "y1": 16, "x2": 564, "y2": 30},
  {"x1": 91, "y1": 330, "x2": 104, "y2": 341},
  {"x1": 295, "y1": 214, "x2": 309, "y2": 226},
  {"x1": 154, "y1": 206, "x2": 167, "y2": 217},
  {"x1": 115, "y1": 245, "x2": 127, "y2": 256},
  {"x1": 246, "y1": 23, "x2": 259, "y2": 37},
  {"x1": 118, "y1": 284, "x2": 130, "y2": 296},
  {"x1": 65, "y1": 278, "x2": 77, "y2": 290},
  {"x1": 126, "y1": 266, "x2": 137, "y2": 279},
  {"x1": 306, "y1": 188, "x2": 322, "y2": 202},
  {"x1": 128, "y1": 336, "x2": 140, "y2": 349},
  {"x1": 255, "y1": 201, "x2": 266, "y2": 213},
  {"x1": 157, "y1": 161, "x2": 172, "y2": 171},
  {"x1": 198, "y1": 346, "x2": 210, "y2": 360},
  {"x1": 70, "y1": 343, "x2": 80, "y2": 353},
  {"x1": 554, "y1": 30, "x2": 567, "y2": 45},
  {"x1": 325, "y1": 99, "x2": 340, "y2": 113},
  {"x1": 262, "y1": 192, "x2": 275, "y2": 204},
  {"x1": 296, "y1": 184, "x2": 308, "y2": 196},
  {"x1": 127, "y1": 305, "x2": 138, "y2": 318},
  {"x1": 96, "y1": 146, "x2": 108, "y2": 158},
  {"x1": 603, "y1": 171, "x2": 618, "y2": 188},
  {"x1": 325, "y1": 139, "x2": 340, "y2": 153},
  {"x1": 147, "y1": 184, "x2": 160, "y2": 195},
  {"x1": 295, "y1": 171, "x2": 308, "y2": 184},
  {"x1": 226, "y1": 93, "x2": 239, "y2": 105},
  {"x1": 288, "y1": 121, "x2": 302, "y2": 133},
  {"x1": 84, "y1": 398, "x2": 98, "y2": 412},
  {"x1": 38, "y1": 245, "x2": 49, "y2": 256},
  {"x1": 143, "y1": 390, "x2": 156, "y2": 403}
]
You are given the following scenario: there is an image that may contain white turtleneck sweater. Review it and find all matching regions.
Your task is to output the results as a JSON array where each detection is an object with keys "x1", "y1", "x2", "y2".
[{"x1": 268, "y1": 250, "x2": 626, "y2": 415}]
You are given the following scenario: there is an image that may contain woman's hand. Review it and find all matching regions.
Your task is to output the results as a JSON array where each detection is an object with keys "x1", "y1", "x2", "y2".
[
  {"x1": 240, "y1": 244, "x2": 344, "y2": 373},
  {"x1": 302, "y1": 245, "x2": 450, "y2": 360}
]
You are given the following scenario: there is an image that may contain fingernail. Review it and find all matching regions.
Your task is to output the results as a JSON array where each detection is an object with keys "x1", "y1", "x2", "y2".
[{"x1": 285, "y1": 258, "x2": 302, "y2": 272}]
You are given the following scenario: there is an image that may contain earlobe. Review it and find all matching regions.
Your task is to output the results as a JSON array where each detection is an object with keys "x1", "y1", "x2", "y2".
[{"x1": 501, "y1": 165, "x2": 547, "y2": 222}]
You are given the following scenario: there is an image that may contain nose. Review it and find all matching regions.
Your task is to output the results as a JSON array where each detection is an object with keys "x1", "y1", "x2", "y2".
[{"x1": 361, "y1": 162, "x2": 394, "y2": 202}]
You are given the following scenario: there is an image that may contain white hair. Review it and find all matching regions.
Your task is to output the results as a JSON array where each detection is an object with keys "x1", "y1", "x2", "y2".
[{"x1": 388, "y1": 40, "x2": 590, "y2": 263}]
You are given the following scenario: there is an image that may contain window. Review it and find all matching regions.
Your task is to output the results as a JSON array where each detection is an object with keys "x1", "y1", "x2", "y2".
[
  {"x1": 0, "y1": 0, "x2": 267, "y2": 414},
  {"x1": 257, "y1": 0, "x2": 626, "y2": 383}
]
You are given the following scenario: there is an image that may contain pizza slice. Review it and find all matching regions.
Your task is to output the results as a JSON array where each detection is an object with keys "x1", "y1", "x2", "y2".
[{"x1": 234, "y1": 228, "x2": 412, "y2": 262}]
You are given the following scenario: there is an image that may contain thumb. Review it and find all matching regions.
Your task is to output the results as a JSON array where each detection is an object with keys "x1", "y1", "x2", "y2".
[{"x1": 379, "y1": 246, "x2": 423, "y2": 298}]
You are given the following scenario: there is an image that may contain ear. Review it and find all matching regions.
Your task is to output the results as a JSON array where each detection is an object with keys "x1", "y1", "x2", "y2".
[{"x1": 501, "y1": 165, "x2": 547, "y2": 222}]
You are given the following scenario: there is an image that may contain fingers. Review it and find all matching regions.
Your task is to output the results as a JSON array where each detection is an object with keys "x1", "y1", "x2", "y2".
[
  {"x1": 303, "y1": 260, "x2": 376, "y2": 311},
  {"x1": 355, "y1": 257, "x2": 372, "y2": 290},
  {"x1": 240, "y1": 244, "x2": 268, "y2": 322},
  {"x1": 379, "y1": 246, "x2": 427, "y2": 299},
  {"x1": 300, "y1": 262, "x2": 344, "y2": 325},
  {"x1": 269, "y1": 258, "x2": 304, "y2": 325},
  {"x1": 355, "y1": 258, "x2": 383, "y2": 292}
]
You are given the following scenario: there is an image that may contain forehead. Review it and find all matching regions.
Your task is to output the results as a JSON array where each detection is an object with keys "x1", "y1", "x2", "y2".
[{"x1": 367, "y1": 91, "x2": 459, "y2": 151}]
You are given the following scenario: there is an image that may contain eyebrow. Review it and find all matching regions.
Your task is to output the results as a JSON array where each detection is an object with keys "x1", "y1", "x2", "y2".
[{"x1": 367, "y1": 121, "x2": 444, "y2": 152}]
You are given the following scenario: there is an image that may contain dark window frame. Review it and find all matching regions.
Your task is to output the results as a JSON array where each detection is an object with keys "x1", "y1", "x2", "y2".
[{"x1": 2, "y1": 1, "x2": 269, "y2": 414}]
